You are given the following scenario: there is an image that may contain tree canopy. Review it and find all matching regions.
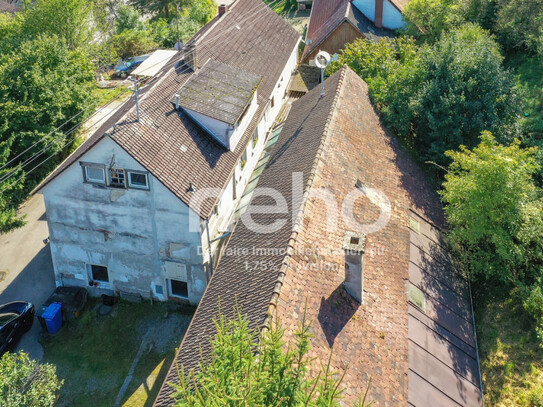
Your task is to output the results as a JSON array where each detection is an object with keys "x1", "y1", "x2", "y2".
[
  {"x1": 441, "y1": 131, "x2": 543, "y2": 283},
  {"x1": 172, "y1": 310, "x2": 373, "y2": 406},
  {"x1": 329, "y1": 25, "x2": 520, "y2": 164},
  {"x1": 0, "y1": 351, "x2": 63, "y2": 407}
]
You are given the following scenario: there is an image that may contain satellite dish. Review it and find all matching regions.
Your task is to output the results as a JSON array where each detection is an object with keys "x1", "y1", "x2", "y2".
[{"x1": 314, "y1": 51, "x2": 331, "y2": 69}]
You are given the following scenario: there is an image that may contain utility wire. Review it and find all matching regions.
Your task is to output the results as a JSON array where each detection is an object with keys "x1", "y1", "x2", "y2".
[
  {"x1": 0, "y1": 0, "x2": 288, "y2": 193},
  {"x1": 0, "y1": 0, "x2": 284, "y2": 175}
]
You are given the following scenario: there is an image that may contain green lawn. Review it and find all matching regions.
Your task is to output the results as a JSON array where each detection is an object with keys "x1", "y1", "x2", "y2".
[
  {"x1": 92, "y1": 84, "x2": 130, "y2": 109},
  {"x1": 475, "y1": 285, "x2": 543, "y2": 406},
  {"x1": 41, "y1": 299, "x2": 192, "y2": 407},
  {"x1": 506, "y1": 53, "x2": 543, "y2": 138}
]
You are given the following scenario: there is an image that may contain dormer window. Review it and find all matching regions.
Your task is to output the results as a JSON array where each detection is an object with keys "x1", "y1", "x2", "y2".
[{"x1": 173, "y1": 59, "x2": 262, "y2": 151}]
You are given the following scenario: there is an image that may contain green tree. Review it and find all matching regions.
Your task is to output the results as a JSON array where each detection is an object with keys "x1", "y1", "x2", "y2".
[
  {"x1": 441, "y1": 131, "x2": 543, "y2": 282},
  {"x1": 0, "y1": 351, "x2": 62, "y2": 407},
  {"x1": 493, "y1": 0, "x2": 543, "y2": 56},
  {"x1": 20, "y1": 0, "x2": 96, "y2": 50},
  {"x1": 328, "y1": 37, "x2": 424, "y2": 140},
  {"x1": 411, "y1": 24, "x2": 520, "y2": 162},
  {"x1": 402, "y1": 0, "x2": 458, "y2": 42},
  {"x1": 172, "y1": 310, "x2": 373, "y2": 406},
  {"x1": 0, "y1": 35, "x2": 95, "y2": 230},
  {"x1": 115, "y1": 3, "x2": 147, "y2": 33},
  {"x1": 108, "y1": 29, "x2": 157, "y2": 59}
]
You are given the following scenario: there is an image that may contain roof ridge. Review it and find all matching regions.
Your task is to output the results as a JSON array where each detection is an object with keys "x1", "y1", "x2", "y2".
[{"x1": 265, "y1": 67, "x2": 349, "y2": 323}]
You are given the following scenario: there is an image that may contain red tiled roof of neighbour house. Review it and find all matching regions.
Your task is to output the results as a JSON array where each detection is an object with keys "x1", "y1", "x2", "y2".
[
  {"x1": 0, "y1": 1, "x2": 18, "y2": 13},
  {"x1": 37, "y1": 0, "x2": 300, "y2": 219},
  {"x1": 155, "y1": 66, "x2": 483, "y2": 406},
  {"x1": 302, "y1": 0, "x2": 392, "y2": 61}
]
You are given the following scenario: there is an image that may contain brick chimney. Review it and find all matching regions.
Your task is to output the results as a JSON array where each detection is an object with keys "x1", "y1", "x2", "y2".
[
  {"x1": 375, "y1": 0, "x2": 384, "y2": 28},
  {"x1": 218, "y1": 4, "x2": 230, "y2": 17}
]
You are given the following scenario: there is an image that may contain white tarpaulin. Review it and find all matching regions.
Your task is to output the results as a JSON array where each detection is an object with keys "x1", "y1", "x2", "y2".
[{"x1": 132, "y1": 49, "x2": 178, "y2": 77}]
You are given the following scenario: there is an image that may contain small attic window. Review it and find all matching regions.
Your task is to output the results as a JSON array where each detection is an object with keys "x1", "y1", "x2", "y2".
[
  {"x1": 408, "y1": 283, "x2": 426, "y2": 312},
  {"x1": 409, "y1": 216, "x2": 420, "y2": 233}
]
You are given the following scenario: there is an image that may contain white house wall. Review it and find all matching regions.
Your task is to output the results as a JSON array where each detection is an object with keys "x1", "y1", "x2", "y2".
[
  {"x1": 41, "y1": 136, "x2": 206, "y2": 304},
  {"x1": 201, "y1": 41, "x2": 300, "y2": 265}
]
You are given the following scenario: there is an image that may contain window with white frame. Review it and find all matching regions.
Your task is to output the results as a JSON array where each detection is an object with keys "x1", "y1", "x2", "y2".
[
  {"x1": 127, "y1": 171, "x2": 149, "y2": 189},
  {"x1": 82, "y1": 163, "x2": 106, "y2": 185}
]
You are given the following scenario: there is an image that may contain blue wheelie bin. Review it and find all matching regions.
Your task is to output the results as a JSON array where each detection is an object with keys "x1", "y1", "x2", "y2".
[{"x1": 42, "y1": 302, "x2": 62, "y2": 334}]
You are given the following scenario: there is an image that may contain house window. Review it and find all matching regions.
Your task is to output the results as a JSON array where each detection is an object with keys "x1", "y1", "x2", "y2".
[
  {"x1": 109, "y1": 168, "x2": 126, "y2": 188},
  {"x1": 232, "y1": 173, "x2": 237, "y2": 200},
  {"x1": 408, "y1": 283, "x2": 426, "y2": 312},
  {"x1": 252, "y1": 129, "x2": 259, "y2": 149},
  {"x1": 127, "y1": 171, "x2": 149, "y2": 189},
  {"x1": 409, "y1": 216, "x2": 420, "y2": 233},
  {"x1": 241, "y1": 148, "x2": 248, "y2": 170},
  {"x1": 82, "y1": 163, "x2": 106, "y2": 185},
  {"x1": 88, "y1": 264, "x2": 109, "y2": 283},
  {"x1": 169, "y1": 279, "x2": 188, "y2": 298},
  {"x1": 271, "y1": 96, "x2": 275, "y2": 108}
]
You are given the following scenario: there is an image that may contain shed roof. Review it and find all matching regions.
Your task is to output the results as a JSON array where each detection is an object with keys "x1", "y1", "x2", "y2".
[
  {"x1": 302, "y1": 0, "x2": 391, "y2": 61},
  {"x1": 176, "y1": 59, "x2": 262, "y2": 125}
]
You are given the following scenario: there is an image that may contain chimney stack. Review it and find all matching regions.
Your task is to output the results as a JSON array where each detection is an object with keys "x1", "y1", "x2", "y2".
[
  {"x1": 374, "y1": 0, "x2": 384, "y2": 28},
  {"x1": 218, "y1": 4, "x2": 229, "y2": 17},
  {"x1": 175, "y1": 94, "x2": 180, "y2": 110},
  {"x1": 343, "y1": 232, "x2": 366, "y2": 303}
]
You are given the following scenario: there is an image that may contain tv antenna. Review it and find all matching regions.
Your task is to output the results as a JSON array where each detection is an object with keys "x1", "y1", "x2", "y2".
[{"x1": 314, "y1": 51, "x2": 331, "y2": 97}]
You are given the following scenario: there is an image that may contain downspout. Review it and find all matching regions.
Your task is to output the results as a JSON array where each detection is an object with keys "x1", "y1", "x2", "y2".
[{"x1": 205, "y1": 219, "x2": 214, "y2": 278}]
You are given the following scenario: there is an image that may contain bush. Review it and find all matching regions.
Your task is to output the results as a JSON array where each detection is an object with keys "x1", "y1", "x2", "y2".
[
  {"x1": 0, "y1": 351, "x2": 62, "y2": 407},
  {"x1": 172, "y1": 309, "x2": 373, "y2": 406},
  {"x1": 441, "y1": 132, "x2": 543, "y2": 283}
]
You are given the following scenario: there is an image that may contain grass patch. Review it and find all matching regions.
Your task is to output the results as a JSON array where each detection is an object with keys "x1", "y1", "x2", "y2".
[
  {"x1": 41, "y1": 299, "x2": 192, "y2": 407},
  {"x1": 92, "y1": 84, "x2": 130, "y2": 109},
  {"x1": 263, "y1": 0, "x2": 297, "y2": 14},
  {"x1": 475, "y1": 285, "x2": 543, "y2": 406},
  {"x1": 506, "y1": 53, "x2": 543, "y2": 138}
]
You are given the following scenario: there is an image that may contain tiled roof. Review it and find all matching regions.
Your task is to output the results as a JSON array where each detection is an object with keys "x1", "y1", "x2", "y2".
[
  {"x1": 302, "y1": 0, "x2": 391, "y2": 61},
  {"x1": 155, "y1": 66, "x2": 483, "y2": 406},
  {"x1": 37, "y1": 0, "x2": 300, "y2": 219},
  {"x1": 0, "y1": 1, "x2": 17, "y2": 13},
  {"x1": 153, "y1": 66, "x2": 345, "y2": 407},
  {"x1": 176, "y1": 59, "x2": 262, "y2": 125}
]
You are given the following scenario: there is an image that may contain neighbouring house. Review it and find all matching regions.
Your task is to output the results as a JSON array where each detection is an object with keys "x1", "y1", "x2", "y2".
[
  {"x1": 302, "y1": 0, "x2": 394, "y2": 64},
  {"x1": 353, "y1": 0, "x2": 408, "y2": 29},
  {"x1": 154, "y1": 67, "x2": 483, "y2": 406},
  {"x1": 37, "y1": 0, "x2": 300, "y2": 304},
  {"x1": 0, "y1": 0, "x2": 18, "y2": 13},
  {"x1": 297, "y1": 0, "x2": 313, "y2": 11}
]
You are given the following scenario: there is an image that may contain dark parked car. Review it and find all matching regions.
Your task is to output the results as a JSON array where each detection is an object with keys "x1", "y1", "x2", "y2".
[{"x1": 0, "y1": 302, "x2": 34, "y2": 355}]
